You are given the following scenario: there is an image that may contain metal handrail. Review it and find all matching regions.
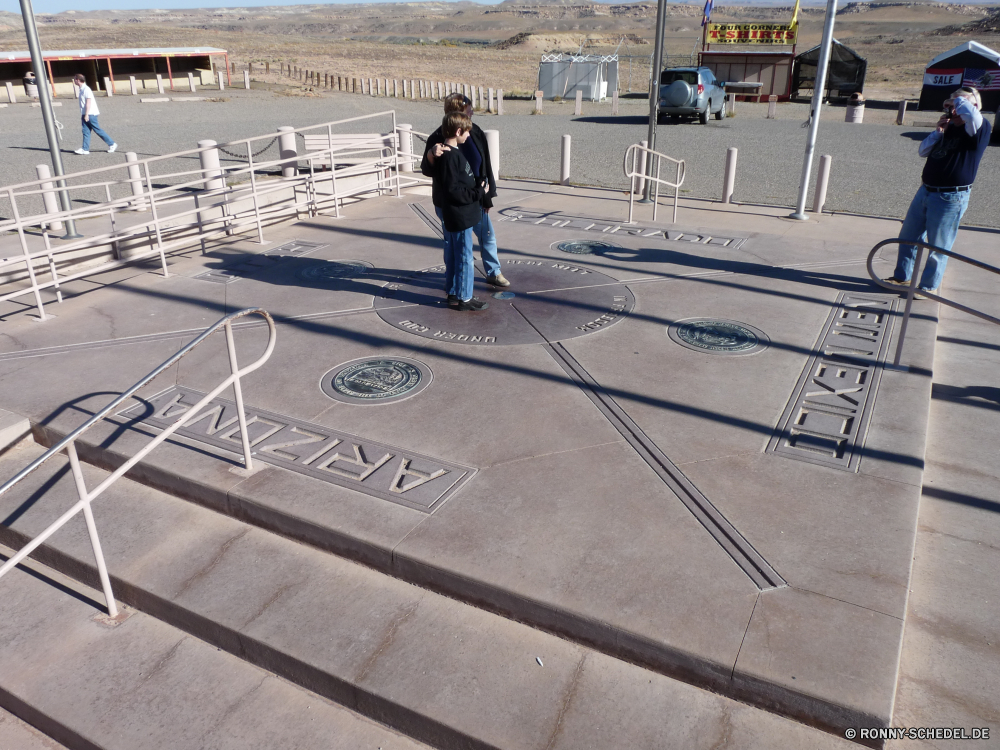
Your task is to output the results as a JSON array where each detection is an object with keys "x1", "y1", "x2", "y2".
[
  {"x1": 623, "y1": 143, "x2": 686, "y2": 224},
  {"x1": 0, "y1": 308, "x2": 277, "y2": 616},
  {"x1": 0, "y1": 111, "x2": 412, "y2": 320},
  {"x1": 867, "y1": 238, "x2": 1000, "y2": 366}
]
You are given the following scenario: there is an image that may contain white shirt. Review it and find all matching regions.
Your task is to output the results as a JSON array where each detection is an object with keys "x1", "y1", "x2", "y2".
[{"x1": 78, "y1": 83, "x2": 100, "y2": 116}]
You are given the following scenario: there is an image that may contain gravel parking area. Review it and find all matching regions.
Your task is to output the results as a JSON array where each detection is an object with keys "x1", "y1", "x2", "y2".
[{"x1": 2, "y1": 84, "x2": 998, "y2": 228}]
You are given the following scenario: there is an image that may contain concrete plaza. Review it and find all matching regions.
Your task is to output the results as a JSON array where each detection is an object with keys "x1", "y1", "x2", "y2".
[{"x1": 0, "y1": 179, "x2": 998, "y2": 749}]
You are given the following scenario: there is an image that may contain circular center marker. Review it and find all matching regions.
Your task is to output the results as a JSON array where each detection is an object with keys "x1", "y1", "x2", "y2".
[
  {"x1": 667, "y1": 319, "x2": 769, "y2": 356},
  {"x1": 554, "y1": 239, "x2": 622, "y2": 255},
  {"x1": 376, "y1": 261, "x2": 634, "y2": 346},
  {"x1": 298, "y1": 260, "x2": 373, "y2": 282},
  {"x1": 321, "y1": 357, "x2": 432, "y2": 404}
]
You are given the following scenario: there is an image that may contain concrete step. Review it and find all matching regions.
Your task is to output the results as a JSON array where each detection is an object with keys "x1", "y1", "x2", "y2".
[
  {"x1": 0, "y1": 439, "x2": 855, "y2": 750},
  {"x1": 0, "y1": 539, "x2": 430, "y2": 750}
]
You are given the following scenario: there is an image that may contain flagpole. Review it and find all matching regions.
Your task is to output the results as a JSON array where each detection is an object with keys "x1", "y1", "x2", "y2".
[{"x1": 641, "y1": 0, "x2": 668, "y2": 203}]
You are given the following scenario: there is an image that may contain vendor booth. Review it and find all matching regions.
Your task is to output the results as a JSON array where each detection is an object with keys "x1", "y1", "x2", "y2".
[
  {"x1": 918, "y1": 40, "x2": 1000, "y2": 112},
  {"x1": 792, "y1": 39, "x2": 867, "y2": 99}
]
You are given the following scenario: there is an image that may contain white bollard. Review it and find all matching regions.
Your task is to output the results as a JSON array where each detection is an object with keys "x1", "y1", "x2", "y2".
[
  {"x1": 896, "y1": 99, "x2": 907, "y2": 126},
  {"x1": 419, "y1": 80, "x2": 424, "y2": 98},
  {"x1": 156, "y1": 74, "x2": 165, "y2": 94},
  {"x1": 723, "y1": 147, "x2": 738, "y2": 204},
  {"x1": 535, "y1": 90, "x2": 543, "y2": 113},
  {"x1": 575, "y1": 89, "x2": 582, "y2": 116},
  {"x1": 412, "y1": 80, "x2": 417, "y2": 99},
  {"x1": 188, "y1": 72, "x2": 197, "y2": 93},
  {"x1": 125, "y1": 151, "x2": 145, "y2": 210},
  {"x1": 393, "y1": 80, "x2": 398, "y2": 98},
  {"x1": 488, "y1": 87, "x2": 494, "y2": 113},
  {"x1": 766, "y1": 94, "x2": 776, "y2": 119},
  {"x1": 198, "y1": 140, "x2": 225, "y2": 191},
  {"x1": 497, "y1": 89, "x2": 503, "y2": 115},
  {"x1": 560, "y1": 134, "x2": 571, "y2": 185},
  {"x1": 484, "y1": 129, "x2": 500, "y2": 184},
  {"x1": 370, "y1": 78, "x2": 375, "y2": 96},
  {"x1": 398, "y1": 123, "x2": 413, "y2": 173},
  {"x1": 4, "y1": 81, "x2": 15, "y2": 103},
  {"x1": 35, "y1": 164, "x2": 64, "y2": 232},
  {"x1": 243, "y1": 70, "x2": 250, "y2": 90},
  {"x1": 129, "y1": 76, "x2": 138, "y2": 96},
  {"x1": 278, "y1": 126, "x2": 297, "y2": 178},
  {"x1": 727, "y1": 92, "x2": 736, "y2": 116},
  {"x1": 636, "y1": 139, "x2": 648, "y2": 196},
  {"x1": 479, "y1": 86, "x2": 485, "y2": 109},
  {"x1": 813, "y1": 154, "x2": 832, "y2": 214},
  {"x1": 218, "y1": 72, "x2": 224, "y2": 91},
  {"x1": 104, "y1": 77, "x2": 113, "y2": 97},
  {"x1": 612, "y1": 90, "x2": 619, "y2": 116}
]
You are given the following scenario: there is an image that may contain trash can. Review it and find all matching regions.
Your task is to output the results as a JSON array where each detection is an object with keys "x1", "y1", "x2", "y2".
[
  {"x1": 22, "y1": 72, "x2": 38, "y2": 100},
  {"x1": 845, "y1": 92, "x2": 865, "y2": 124}
]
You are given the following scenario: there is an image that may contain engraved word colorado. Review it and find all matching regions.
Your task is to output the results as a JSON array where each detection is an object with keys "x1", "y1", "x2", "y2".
[{"x1": 123, "y1": 386, "x2": 475, "y2": 512}]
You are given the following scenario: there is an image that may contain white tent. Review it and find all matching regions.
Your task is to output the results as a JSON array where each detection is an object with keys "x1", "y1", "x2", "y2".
[{"x1": 537, "y1": 54, "x2": 619, "y2": 102}]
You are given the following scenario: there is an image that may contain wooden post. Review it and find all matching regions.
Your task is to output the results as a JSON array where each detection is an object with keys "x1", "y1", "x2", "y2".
[
  {"x1": 575, "y1": 89, "x2": 582, "y2": 116},
  {"x1": 896, "y1": 100, "x2": 907, "y2": 126},
  {"x1": 497, "y1": 88, "x2": 504, "y2": 115},
  {"x1": 488, "y1": 87, "x2": 494, "y2": 113},
  {"x1": 612, "y1": 90, "x2": 619, "y2": 116},
  {"x1": 535, "y1": 90, "x2": 543, "y2": 113}
]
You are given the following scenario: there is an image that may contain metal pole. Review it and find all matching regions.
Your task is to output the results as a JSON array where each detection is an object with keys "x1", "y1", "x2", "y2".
[
  {"x1": 19, "y1": 0, "x2": 81, "y2": 239},
  {"x1": 789, "y1": 0, "x2": 838, "y2": 220},
  {"x1": 642, "y1": 0, "x2": 668, "y2": 203}
]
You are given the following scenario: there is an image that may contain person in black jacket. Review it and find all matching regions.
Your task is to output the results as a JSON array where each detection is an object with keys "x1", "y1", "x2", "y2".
[
  {"x1": 433, "y1": 112, "x2": 490, "y2": 311},
  {"x1": 421, "y1": 93, "x2": 509, "y2": 288}
]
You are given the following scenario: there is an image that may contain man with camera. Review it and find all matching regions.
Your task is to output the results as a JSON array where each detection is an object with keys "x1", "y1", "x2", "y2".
[{"x1": 885, "y1": 86, "x2": 991, "y2": 297}]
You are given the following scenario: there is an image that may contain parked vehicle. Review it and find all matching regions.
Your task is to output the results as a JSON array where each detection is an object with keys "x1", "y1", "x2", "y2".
[{"x1": 657, "y1": 67, "x2": 727, "y2": 124}]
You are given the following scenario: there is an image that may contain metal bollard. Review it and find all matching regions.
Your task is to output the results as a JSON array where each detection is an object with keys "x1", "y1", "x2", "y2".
[
  {"x1": 104, "y1": 77, "x2": 113, "y2": 97},
  {"x1": 636, "y1": 139, "x2": 648, "y2": 196},
  {"x1": 4, "y1": 81, "x2": 15, "y2": 103},
  {"x1": 485, "y1": 129, "x2": 500, "y2": 183},
  {"x1": 497, "y1": 89, "x2": 504, "y2": 115},
  {"x1": 612, "y1": 90, "x2": 619, "y2": 116},
  {"x1": 35, "y1": 164, "x2": 64, "y2": 232},
  {"x1": 198, "y1": 140, "x2": 225, "y2": 191},
  {"x1": 766, "y1": 94, "x2": 777, "y2": 119},
  {"x1": 278, "y1": 126, "x2": 297, "y2": 178},
  {"x1": 398, "y1": 123, "x2": 413, "y2": 174},
  {"x1": 188, "y1": 72, "x2": 196, "y2": 93},
  {"x1": 896, "y1": 100, "x2": 907, "y2": 126},
  {"x1": 813, "y1": 154, "x2": 832, "y2": 214},
  {"x1": 129, "y1": 76, "x2": 138, "y2": 96},
  {"x1": 575, "y1": 89, "x2": 583, "y2": 116},
  {"x1": 535, "y1": 90, "x2": 543, "y2": 113},
  {"x1": 560, "y1": 134, "x2": 571, "y2": 185},
  {"x1": 125, "y1": 151, "x2": 145, "y2": 211},
  {"x1": 723, "y1": 147, "x2": 738, "y2": 204},
  {"x1": 243, "y1": 70, "x2": 250, "y2": 90}
]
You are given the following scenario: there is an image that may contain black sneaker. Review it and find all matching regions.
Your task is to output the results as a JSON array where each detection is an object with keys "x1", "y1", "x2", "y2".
[
  {"x1": 456, "y1": 297, "x2": 489, "y2": 311},
  {"x1": 446, "y1": 294, "x2": 460, "y2": 307}
]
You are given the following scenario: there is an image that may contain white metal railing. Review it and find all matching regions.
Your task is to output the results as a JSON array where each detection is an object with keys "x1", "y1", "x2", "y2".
[
  {"x1": 867, "y1": 238, "x2": 1000, "y2": 367},
  {"x1": 1, "y1": 111, "x2": 429, "y2": 322},
  {"x1": 623, "y1": 143, "x2": 686, "y2": 225},
  {"x1": 0, "y1": 308, "x2": 276, "y2": 616}
]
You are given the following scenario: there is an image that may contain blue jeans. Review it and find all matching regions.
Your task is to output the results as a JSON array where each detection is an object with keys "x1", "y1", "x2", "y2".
[
  {"x1": 436, "y1": 206, "x2": 500, "y2": 279},
  {"x1": 81, "y1": 115, "x2": 114, "y2": 151},
  {"x1": 893, "y1": 185, "x2": 970, "y2": 291},
  {"x1": 443, "y1": 225, "x2": 475, "y2": 300}
]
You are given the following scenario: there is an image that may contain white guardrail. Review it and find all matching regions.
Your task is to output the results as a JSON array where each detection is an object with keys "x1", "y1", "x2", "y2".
[
  {"x1": 623, "y1": 143, "x2": 686, "y2": 225},
  {"x1": 0, "y1": 308, "x2": 277, "y2": 616},
  {"x1": 0, "y1": 111, "x2": 428, "y2": 322}
]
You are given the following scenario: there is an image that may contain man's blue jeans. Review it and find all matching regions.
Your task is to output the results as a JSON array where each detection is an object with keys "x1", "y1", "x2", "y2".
[
  {"x1": 443, "y1": 225, "x2": 475, "y2": 300},
  {"x1": 436, "y1": 206, "x2": 500, "y2": 281},
  {"x1": 893, "y1": 185, "x2": 970, "y2": 291},
  {"x1": 81, "y1": 115, "x2": 114, "y2": 151}
]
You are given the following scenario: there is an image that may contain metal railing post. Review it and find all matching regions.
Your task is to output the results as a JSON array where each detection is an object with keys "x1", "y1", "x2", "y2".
[
  {"x1": 398, "y1": 123, "x2": 413, "y2": 174},
  {"x1": 66, "y1": 442, "x2": 118, "y2": 617},
  {"x1": 893, "y1": 246, "x2": 924, "y2": 367},
  {"x1": 141, "y1": 163, "x2": 168, "y2": 277},
  {"x1": 125, "y1": 151, "x2": 146, "y2": 211},
  {"x1": 246, "y1": 142, "x2": 265, "y2": 244},
  {"x1": 723, "y1": 147, "x2": 738, "y2": 204},
  {"x1": 224, "y1": 320, "x2": 254, "y2": 470},
  {"x1": 8, "y1": 188, "x2": 47, "y2": 321}
]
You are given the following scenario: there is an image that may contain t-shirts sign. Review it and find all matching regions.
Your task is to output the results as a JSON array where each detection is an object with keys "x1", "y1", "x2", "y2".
[
  {"x1": 706, "y1": 23, "x2": 797, "y2": 45},
  {"x1": 924, "y1": 68, "x2": 964, "y2": 87}
]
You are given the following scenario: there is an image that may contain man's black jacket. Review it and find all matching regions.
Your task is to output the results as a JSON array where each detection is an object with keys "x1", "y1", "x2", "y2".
[
  {"x1": 433, "y1": 148, "x2": 486, "y2": 232},
  {"x1": 421, "y1": 122, "x2": 498, "y2": 209}
]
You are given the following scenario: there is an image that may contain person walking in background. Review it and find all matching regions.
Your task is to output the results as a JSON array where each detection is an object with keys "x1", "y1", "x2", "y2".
[
  {"x1": 885, "y1": 86, "x2": 990, "y2": 298},
  {"x1": 421, "y1": 93, "x2": 509, "y2": 289},
  {"x1": 432, "y1": 111, "x2": 490, "y2": 312},
  {"x1": 73, "y1": 74, "x2": 117, "y2": 156}
]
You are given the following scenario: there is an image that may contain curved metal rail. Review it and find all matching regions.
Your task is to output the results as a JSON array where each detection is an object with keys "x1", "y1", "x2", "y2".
[
  {"x1": 623, "y1": 143, "x2": 686, "y2": 225},
  {"x1": 0, "y1": 308, "x2": 276, "y2": 616},
  {"x1": 867, "y1": 238, "x2": 1000, "y2": 366}
]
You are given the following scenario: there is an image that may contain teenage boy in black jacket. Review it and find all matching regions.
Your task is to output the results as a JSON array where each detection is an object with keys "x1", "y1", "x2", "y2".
[
  {"x1": 421, "y1": 93, "x2": 509, "y2": 288},
  {"x1": 434, "y1": 112, "x2": 490, "y2": 311}
]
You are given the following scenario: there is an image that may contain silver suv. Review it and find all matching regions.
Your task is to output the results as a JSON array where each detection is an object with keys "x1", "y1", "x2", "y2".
[{"x1": 658, "y1": 67, "x2": 727, "y2": 124}]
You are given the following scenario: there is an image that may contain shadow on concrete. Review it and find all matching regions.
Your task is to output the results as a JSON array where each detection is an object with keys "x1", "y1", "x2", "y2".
[
  {"x1": 937, "y1": 335, "x2": 1000, "y2": 352},
  {"x1": 922, "y1": 485, "x2": 1000, "y2": 514},
  {"x1": 932, "y1": 383, "x2": 1000, "y2": 411}
]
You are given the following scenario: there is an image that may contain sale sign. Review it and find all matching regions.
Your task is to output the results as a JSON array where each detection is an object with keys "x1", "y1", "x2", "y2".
[{"x1": 923, "y1": 68, "x2": 964, "y2": 87}]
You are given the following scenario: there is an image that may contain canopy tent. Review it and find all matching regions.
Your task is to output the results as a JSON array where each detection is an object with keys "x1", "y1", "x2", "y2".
[
  {"x1": 792, "y1": 39, "x2": 867, "y2": 99},
  {"x1": 918, "y1": 40, "x2": 1000, "y2": 111},
  {"x1": 537, "y1": 54, "x2": 618, "y2": 102}
]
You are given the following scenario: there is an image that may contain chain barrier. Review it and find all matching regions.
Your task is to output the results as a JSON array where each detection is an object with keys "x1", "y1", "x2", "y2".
[{"x1": 217, "y1": 137, "x2": 278, "y2": 160}]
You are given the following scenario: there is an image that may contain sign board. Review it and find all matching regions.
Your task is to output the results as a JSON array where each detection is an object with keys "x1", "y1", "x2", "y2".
[
  {"x1": 707, "y1": 23, "x2": 798, "y2": 45},
  {"x1": 923, "y1": 68, "x2": 963, "y2": 88}
]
